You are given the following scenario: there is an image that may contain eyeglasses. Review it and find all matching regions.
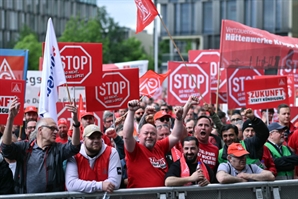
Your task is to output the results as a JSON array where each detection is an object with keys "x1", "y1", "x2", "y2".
[
  {"x1": 231, "y1": 118, "x2": 242, "y2": 122},
  {"x1": 136, "y1": 112, "x2": 144, "y2": 115},
  {"x1": 159, "y1": 117, "x2": 170, "y2": 122},
  {"x1": 26, "y1": 126, "x2": 36, "y2": 130},
  {"x1": 105, "y1": 120, "x2": 113, "y2": 123},
  {"x1": 156, "y1": 124, "x2": 169, "y2": 130},
  {"x1": 41, "y1": 125, "x2": 58, "y2": 132}
]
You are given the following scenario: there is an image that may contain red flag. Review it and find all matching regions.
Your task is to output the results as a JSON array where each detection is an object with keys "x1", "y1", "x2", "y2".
[
  {"x1": 135, "y1": 0, "x2": 158, "y2": 33},
  {"x1": 139, "y1": 70, "x2": 170, "y2": 98},
  {"x1": 78, "y1": 94, "x2": 84, "y2": 119}
]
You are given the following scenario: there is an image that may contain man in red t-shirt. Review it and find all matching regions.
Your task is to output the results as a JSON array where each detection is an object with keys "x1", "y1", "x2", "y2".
[
  {"x1": 56, "y1": 118, "x2": 69, "y2": 144},
  {"x1": 194, "y1": 115, "x2": 219, "y2": 171},
  {"x1": 123, "y1": 99, "x2": 185, "y2": 188}
]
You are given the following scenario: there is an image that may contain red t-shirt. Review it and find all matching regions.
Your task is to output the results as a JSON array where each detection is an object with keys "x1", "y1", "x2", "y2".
[
  {"x1": 198, "y1": 141, "x2": 219, "y2": 170},
  {"x1": 125, "y1": 137, "x2": 169, "y2": 188},
  {"x1": 288, "y1": 128, "x2": 298, "y2": 176}
]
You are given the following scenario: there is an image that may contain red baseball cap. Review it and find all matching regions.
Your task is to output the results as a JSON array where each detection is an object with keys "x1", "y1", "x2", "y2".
[
  {"x1": 24, "y1": 106, "x2": 37, "y2": 114},
  {"x1": 154, "y1": 111, "x2": 172, "y2": 121},
  {"x1": 80, "y1": 110, "x2": 94, "y2": 119},
  {"x1": 228, "y1": 143, "x2": 249, "y2": 157},
  {"x1": 58, "y1": 118, "x2": 68, "y2": 126}
]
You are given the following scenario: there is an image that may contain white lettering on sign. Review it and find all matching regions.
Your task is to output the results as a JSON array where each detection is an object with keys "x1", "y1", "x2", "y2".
[
  {"x1": 284, "y1": 59, "x2": 298, "y2": 73},
  {"x1": 248, "y1": 88, "x2": 285, "y2": 104},
  {"x1": 210, "y1": 62, "x2": 219, "y2": 76},
  {"x1": 232, "y1": 76, "x2": 252, "y2": 92},
  {"x1": 99, "y1": 81, "x2": 126, "y2": 95},
  {"x1": 173, "y1": 74, "x2": 204, "y2": 89},
  {"x1": 0, "y1": 96, "x2": 14, "y2": 107},
  {"x1": 61, "y1": 55, "x2": 88, "y2": 70}
]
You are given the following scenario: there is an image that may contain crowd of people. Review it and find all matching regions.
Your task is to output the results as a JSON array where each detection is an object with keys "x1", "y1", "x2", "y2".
[{"x1": 0, "y1": 95, "x2": 298, "y2": 195}]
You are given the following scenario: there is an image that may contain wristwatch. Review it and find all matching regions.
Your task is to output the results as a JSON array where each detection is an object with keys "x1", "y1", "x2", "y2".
[{"x1": 73, "y1": 122, "x2": 80, "y2": 128}]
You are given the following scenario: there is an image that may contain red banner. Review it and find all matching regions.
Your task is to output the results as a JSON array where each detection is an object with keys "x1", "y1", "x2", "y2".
[
  {"x1": 227, "y1": 67, "x2": 264, "y2": 109},
  {"x1": 139, "y1": 70, "x2": 170, "y2": 98},
  {"x1": 245, "y1": 76, "x2": 288, "y2": 110},
  {"x1": 85, "y1": 68, "x2": 139, "y2": 111},
  {"x1": 220, "y1": 20, "x2": 298, "y2": 69},
  {"x1": 42, "y1": 42, "x2": 103, "y2": 86},
  {"x1": 167, "y1": 62, "x2": 210, "y2": 105},
  {"x1": 0, "y1": 79, "x2": 25, "y2": 125}
]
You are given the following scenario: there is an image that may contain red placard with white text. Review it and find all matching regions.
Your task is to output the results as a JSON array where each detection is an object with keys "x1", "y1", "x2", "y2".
[
  {"x1": 85, "y1": 68, "x2": 139, "y2": 111},
  {"x1": 42, "y1": 42, "x2": 103, "y2": 86},
  {"x1": 0, "y1": 79, "x2": 25, "y2": 125},
  {"x1": 227, "y1": 67, "x2": 264, "y2": 109},
  {"x1": 220, "y1": 20, "x2": 298, "y2": 69},
  {"x1": 254, "y1": 75, "x2": 296, "y2": 107},
  {"x1": 167, "y1": 62, "x2": 210, "y2": 105},
  {"x1": 245, "y1": 76, "x2": 288, "y2": 109}
]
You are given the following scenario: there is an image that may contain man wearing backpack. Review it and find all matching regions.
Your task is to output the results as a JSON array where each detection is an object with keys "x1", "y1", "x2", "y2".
[{"x1": 216, "y1": 143, "x2": 274, "y2": 183}]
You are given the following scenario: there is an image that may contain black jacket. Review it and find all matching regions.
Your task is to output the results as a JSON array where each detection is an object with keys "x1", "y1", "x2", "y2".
[{"x1": 0, "y1": 153, "x2": 14, "y2": 194}]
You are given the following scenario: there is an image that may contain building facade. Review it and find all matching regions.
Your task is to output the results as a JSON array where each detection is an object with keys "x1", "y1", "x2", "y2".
[
  {"x1": 158, "y1": 0, "x2": 297, "y2": 63},
  {"x1": 0, "y1": 0, "x2": 97, "y2": 48}
]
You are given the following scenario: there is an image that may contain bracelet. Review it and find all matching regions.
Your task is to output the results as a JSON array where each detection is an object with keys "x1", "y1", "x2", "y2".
[{"x1": 73, "y1": 122, "x2": 80, "y2": 128}]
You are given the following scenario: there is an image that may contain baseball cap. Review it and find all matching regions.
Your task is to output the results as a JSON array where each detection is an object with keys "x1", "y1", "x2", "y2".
[
  {"x1": 268, "y1": 122, "x2": 287, "y2": 132},
  {"x1": 83, "y1": 124, "x2": 102, "y2": 137},
  {"x1": 228, "y1": 143, "x2": 250, "y2": 157},
  {"x1": 80, "y1": 110, "x2": 94, "y2": 119},
  {"x1": 153, "y1": 111, "x2": 172, "y2": 121},
  {"x1": 58, "y1": 118, "x2": 68, "y2": 126},
  {"x1": 24, "y1": 106, "x2": 37, "y2": 113},
  {"x1": 242, "y1": 120, "x2": 253, "y2": 131}
]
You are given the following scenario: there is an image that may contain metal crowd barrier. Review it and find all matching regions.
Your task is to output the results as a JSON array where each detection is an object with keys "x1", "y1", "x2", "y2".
[{"x1": 1, "y1": 180, "x2": 298, "y2": 199}]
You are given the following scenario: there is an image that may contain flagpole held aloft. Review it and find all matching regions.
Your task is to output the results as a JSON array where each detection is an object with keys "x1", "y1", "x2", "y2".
[{"x1": 157, "y1": 14, "x2": 206, "y2": 104}]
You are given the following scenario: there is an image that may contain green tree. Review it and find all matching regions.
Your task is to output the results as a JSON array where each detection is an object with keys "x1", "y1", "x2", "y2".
[{"x1": 14, "y1": 34, "x2": 42, "y2": 70}]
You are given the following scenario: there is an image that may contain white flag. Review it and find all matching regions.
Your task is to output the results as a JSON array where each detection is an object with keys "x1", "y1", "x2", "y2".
[{"x1": 38, "y1": 18, "x2": 66, "y2": 122}]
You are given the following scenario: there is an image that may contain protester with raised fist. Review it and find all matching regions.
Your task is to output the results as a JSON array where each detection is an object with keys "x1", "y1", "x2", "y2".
[
  {"x1": 1, "y1": 97, "x2": 81, "y2": 193},
  {"x1": 123, "y1": 99, "x2": 184, "y2": 188}
]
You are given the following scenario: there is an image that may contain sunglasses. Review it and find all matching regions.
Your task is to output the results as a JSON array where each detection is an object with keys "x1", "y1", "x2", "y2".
[{"x1": 159, "y1": 117, "x2": 170, "y2": 122}]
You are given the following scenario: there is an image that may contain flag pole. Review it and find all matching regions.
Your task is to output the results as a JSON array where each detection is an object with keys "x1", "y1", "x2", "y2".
[
  {"x1": 215, "y1": 65, "x2": 220, "y2": 113},
  {"x1": 65, "y1": 83, "x2": 72, "y2": 104},
  {"x1": 157, "y1": 15, "x2": 206, "y2": 103}
]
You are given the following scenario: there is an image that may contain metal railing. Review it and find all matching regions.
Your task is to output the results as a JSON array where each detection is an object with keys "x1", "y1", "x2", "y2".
[{"x1": 0, "y1": 180, "x2": 297, "y2": 199}]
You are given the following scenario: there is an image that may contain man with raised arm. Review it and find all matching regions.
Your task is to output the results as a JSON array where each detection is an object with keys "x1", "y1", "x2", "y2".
[
  {"x1": 1, "y1": 97, "x2": 81, "y2": 193},
  {"x1": 123, "y1": 99, "x2": 185, "y2": 188}
]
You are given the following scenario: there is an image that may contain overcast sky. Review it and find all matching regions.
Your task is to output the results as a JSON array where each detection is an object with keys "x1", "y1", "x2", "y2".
[{"x1": 98, "y1": 0, "x2": 154, "y2": 34}]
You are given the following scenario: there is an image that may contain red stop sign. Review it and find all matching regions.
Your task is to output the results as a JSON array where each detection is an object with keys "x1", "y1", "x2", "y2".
[
  {"x1": 85, "y1": 68, "x2": 139, "y2": 112},
  {"x1": 227, "y1": 68, "x2": 264, "y2": 108},
  {"x1": 168, "y1": 62, "x2": 210, "y2": 105},
  {"x1": 60, "y1": 45, "x2": 92, "y2": 84},
  {"x1": 41, "y1": 42, "x2": 103, "y2": 86}
]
